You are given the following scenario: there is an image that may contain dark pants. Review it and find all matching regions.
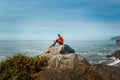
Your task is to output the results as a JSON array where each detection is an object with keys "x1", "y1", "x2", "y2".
[{"x1": 51, "y1": 40, "x2": 63, "y2": 46}]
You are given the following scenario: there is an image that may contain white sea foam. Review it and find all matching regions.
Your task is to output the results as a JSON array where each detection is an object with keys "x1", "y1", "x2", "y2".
[
  {"x1": 0, "y1": 40, "x2": 119, "y2": 64},
  {"x1": 96, "y1": 52, "x2": 105, "y2": 56},
  {"x1": 108, "y1": 59, "x2": 120, "y2": 66}
]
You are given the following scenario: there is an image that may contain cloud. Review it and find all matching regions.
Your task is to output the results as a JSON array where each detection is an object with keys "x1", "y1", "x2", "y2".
[
  {"x1": 0, "y1": 0, "x2": 120, "y2": 40},
  {"x1": 1, "y1": 0, "x2": 120, "y2": 25}
]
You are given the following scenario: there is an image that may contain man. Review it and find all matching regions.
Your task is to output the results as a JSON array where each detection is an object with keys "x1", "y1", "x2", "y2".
[{"x1": 51, "y1": 34, "x2": 64, "y2": 46}]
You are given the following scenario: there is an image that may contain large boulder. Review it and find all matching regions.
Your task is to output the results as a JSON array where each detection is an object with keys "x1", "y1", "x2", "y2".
[
  {"x1": 41, "y1": 44, "x2": 89, "y2": 69},
  {"x1": 41, "y1": 44, "x2": 75, "y2": 58},
  {"x1": 47, "y1": 53, "x2": 89, "y2": 69},
  {"x1": 43, "y1": 44, "x2": 75, "y2": 54}
]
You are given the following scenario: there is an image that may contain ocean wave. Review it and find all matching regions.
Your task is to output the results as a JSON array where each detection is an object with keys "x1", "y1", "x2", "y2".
[{"x1": 17, "y1": 48, "x2": 42, "y2": 53}]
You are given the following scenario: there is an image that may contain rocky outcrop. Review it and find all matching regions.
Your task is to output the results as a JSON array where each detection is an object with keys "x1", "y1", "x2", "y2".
[
  {"x1": 41, "y1": 44, "x2": 89, "y2": 69},
  {"x1": 111, "y1": 49, "x2": 120, "y2": 59},
  {"x1": 106, "y1": 49, "x2": 120, "y2": 66},
  {"x1": 48, "y1": 53, "x2": 89, "y2": 69},
  {"x1": 106, "y1": 49, "x2": 120, "y2": 59},
  {"x1": 36, "y1": 68, "x2": 104, "y2": 80},
  {"x1": 90, "y1": 64, "x2": 120, "y2": 80},
  {"x1": 37, "y1": 45, "x2": 120, "y2": 80},
  {"x1": 43, "y1": 44, "x2": 75, "y2": 55}
]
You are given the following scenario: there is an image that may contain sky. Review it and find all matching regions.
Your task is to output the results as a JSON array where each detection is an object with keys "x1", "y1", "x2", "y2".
[{"x1": 0, "y1": 0, "x2": 120, "y2": 40}]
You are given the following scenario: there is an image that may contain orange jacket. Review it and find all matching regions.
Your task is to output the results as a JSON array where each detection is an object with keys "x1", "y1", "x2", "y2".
[{"x1": 57, "y1": 36, "x2": 64, "y2": 44}]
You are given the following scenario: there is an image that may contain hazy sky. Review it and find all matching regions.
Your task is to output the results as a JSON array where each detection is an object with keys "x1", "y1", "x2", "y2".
[{"x1": 0, "y1": 0, "x2": 120, "y2": 40}]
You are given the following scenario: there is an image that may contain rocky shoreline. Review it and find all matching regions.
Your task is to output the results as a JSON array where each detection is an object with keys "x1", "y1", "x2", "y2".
[
  {"x1": 0, "y1": 44, "x2": 120, "y2": 80},
  {"x1": 38, "y1": 44, "x2": 120, "y2": 80},
  {"x1": 106, "y1": 49, "x2": 120, "y2": 59},
  {"x1": 106, "y1": 49, "x2": 120, "y2": 66},
  {"x1": 41, "y1": 44, "x2": 89, "y2": 69}
]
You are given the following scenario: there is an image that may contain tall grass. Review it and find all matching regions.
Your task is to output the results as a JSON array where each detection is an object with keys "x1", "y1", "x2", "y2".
[{"x1": 0, "y1": 53, "x2": 49, "y2": 80}]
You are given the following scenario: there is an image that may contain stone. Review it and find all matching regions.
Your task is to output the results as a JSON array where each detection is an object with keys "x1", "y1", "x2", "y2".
[
  {"x1": 47, "y1": 53, "x2": 89, "y2": 69},
  {"x1": 43, "y1": 44, "x2": 75, "y2": 54},
  {"x1": 41, "y1": 44, "x2": 89, "y2": 69},
  {"x1": 111, "y1": 49, "x2": 120, "y2": 59},
  {"x1": 41, "y1": 44, "x2": 75, "y2": 59},
  {"x1": 106, "y1": 49, "x2": 120, "y2": 59}
]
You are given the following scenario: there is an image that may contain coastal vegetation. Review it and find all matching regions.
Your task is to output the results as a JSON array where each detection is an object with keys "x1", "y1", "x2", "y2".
[{"x1": 0, "y1": 54, "x2": 49, "y2": 80}]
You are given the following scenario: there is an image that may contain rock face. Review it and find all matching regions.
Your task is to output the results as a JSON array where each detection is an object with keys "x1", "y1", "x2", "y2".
[
  {"x1": 41, "y1": 44, "x2": 89, "y2": 69},
  {"x1": 106, "y1": 49, "x2": 120, "y2": 66},
  {"x1": 106, "y1": 49, "x2": 120, "y2": 59},
  {"x1": 90, "y1": 64, "x2": 120, "y2": 80},
  {"x1": 36, "y1": 68, "x2": 104, "y2": 80},
  {"x1": 43, "y1": 44, "x2": 75, "y2": 54},
  {"x1": 111, "y1": 49, "x2": 120, "y2": 59}
]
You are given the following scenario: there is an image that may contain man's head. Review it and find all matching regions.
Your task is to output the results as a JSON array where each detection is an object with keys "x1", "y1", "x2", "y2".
[{"x1": 58, "y1": 34, "x2": 60, "y2": 36}]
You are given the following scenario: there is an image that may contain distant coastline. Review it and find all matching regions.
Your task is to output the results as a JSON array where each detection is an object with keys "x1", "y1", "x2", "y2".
[{"x1": 111, "y1": 36, "x2": 120, "y2": 40}]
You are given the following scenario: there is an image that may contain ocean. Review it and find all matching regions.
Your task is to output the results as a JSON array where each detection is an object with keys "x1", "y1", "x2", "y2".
[{"x1": 0, "y1": 40, "x2": 120, "y2": 64}]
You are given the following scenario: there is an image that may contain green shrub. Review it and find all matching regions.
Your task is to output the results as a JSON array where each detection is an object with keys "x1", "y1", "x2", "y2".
[{"x1": 0, "y1": 53, "x2": 49, "y2": 80}]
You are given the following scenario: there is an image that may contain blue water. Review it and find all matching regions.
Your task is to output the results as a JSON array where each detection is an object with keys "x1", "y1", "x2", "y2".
[{"x1": 0, "y1": 40, "x2": 120, "y2": 64}]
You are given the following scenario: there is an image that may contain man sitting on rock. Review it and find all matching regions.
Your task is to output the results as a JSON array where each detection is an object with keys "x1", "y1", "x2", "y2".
[{"x1": 51, "y1": 34, "x2": 64, "y2": 47}]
